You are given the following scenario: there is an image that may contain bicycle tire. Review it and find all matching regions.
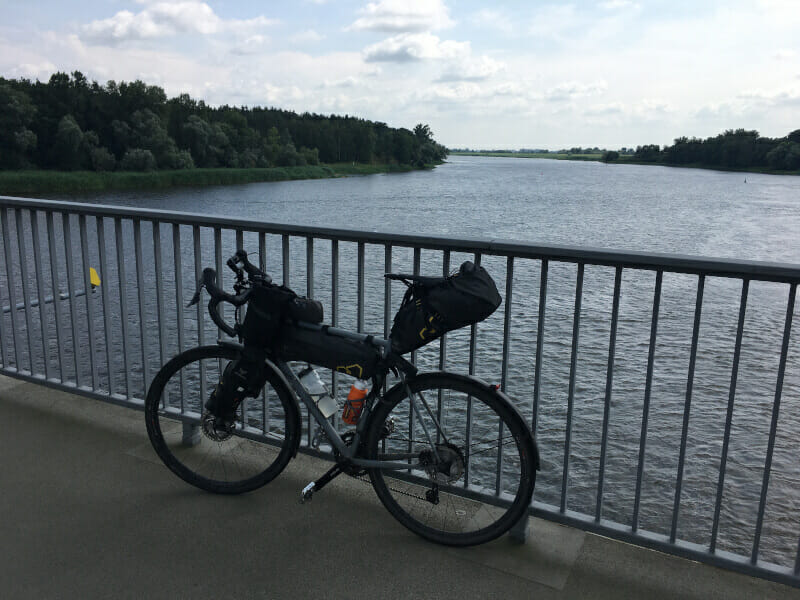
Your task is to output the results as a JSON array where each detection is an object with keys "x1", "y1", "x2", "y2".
[
  {"x1": 145, "y1": 345, "x2": 300, "y2": 494},
  {"x1": 365, "y1": 372, "x2": 536, "y2": 546}
]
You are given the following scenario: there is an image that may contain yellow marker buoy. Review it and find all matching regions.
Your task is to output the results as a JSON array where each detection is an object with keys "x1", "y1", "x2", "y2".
[{"x1": 90, "y1": 267, "x2": 101, "y2": 288}]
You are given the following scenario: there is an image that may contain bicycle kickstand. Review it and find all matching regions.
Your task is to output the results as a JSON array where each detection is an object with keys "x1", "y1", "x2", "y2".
[{"x1": 300, "y1": 463, "x2": 344, "y2": 504}]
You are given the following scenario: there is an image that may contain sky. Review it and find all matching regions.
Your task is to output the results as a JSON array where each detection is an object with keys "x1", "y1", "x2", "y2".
[{"x1": 2, "y1": 0, "x2": 799, "y2": 150}]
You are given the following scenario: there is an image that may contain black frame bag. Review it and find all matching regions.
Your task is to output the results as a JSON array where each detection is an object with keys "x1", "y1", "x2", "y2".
[{"x1": 389, "y1": 261, "x2": 502, "y2": 354}]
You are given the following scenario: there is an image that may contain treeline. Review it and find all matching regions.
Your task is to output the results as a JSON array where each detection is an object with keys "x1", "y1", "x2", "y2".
[
  {"x1": 0, "y1": 71, "x2": 447, "y2": 172},
  {"x1": 628, "y1": 129, "x2": 800, "y2": 171}
]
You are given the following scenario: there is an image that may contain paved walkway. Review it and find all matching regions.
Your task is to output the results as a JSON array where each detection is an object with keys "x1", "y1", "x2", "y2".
[{"x1": 1, "y1": 375, "x2": 797, "y2": 599}]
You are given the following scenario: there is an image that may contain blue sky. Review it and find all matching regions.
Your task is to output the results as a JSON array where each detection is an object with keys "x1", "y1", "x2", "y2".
[{"x1": 2, "y1": 0, "x2": 799, "y2": 149}]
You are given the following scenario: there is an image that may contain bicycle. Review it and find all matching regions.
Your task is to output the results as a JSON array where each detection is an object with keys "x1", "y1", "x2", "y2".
[{"x1": 145, "y1": 250, "x2": 539, "y2": 546}]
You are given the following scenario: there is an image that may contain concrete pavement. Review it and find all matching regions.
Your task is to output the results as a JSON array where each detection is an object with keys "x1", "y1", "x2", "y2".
[{"x1": 1, "y1": 375, "x2": 797, "y2": 599}]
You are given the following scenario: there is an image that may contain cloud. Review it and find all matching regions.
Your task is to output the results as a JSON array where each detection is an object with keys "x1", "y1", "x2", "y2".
[
  {"x1": 80, "y1": 1, "x2": 278, "y2": 44},
  {"x1": 544, "y1": 81, "x2": 608, "y2": 102},
  {"x1": 737, "y1": 86, "x2": 800, "y2": 107},
  {"x1": 363, "y1": 32, "x2": 468, "y2": 63},
  {"x1": 230, "y1": 35, "x2": 268, "y2": 56},
  {"x1": 437, "y1": 56, "x2": 503, "y2": 82},
  {"x1": 349, "y1": 0, "x2": 453, "y2": 33},
  {"x1": 291, "y1": 29, "x2": 325, "y2": 45},
  {"x1": 600, "y1": 0, "x2": 639, "y2": 10},
  {"x1": 469, "y1": 9, "x2": 513, "y2": 33}
]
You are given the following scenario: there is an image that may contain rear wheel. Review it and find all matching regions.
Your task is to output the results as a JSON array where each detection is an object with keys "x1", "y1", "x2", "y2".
[
  {"x1": 145, "y1": 345, "x2": 299, "y2": 494},
  {"x1": 365, "y1": 373, "x2": 536, "y2": 546}
]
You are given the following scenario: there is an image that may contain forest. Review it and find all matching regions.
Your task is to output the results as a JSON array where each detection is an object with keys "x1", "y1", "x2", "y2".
[
  {"x1": 0, "y1": 71, "x2": 448, "y2": 172},
  {"x1": 627, "y1": 128, "x2": 800, "y2": 172}
]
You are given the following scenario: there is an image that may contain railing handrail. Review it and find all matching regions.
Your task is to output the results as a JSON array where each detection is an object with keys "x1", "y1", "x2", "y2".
[{"x1": 3, "y1": 195, "x2": 800, "y2": 284}]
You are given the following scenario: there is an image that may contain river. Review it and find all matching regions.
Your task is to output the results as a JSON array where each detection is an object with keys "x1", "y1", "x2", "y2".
[{"x1": 10, "y1": 156, "x2": 800, "y2": 567}]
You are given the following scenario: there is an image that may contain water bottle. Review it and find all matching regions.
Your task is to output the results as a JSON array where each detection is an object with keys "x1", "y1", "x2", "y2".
[
  {"x1": 298, "y1": 367, "x2": 337, "y2": 419},
  {"x1": 342, "y1": 379, "x2": 369, "y2": 425}
]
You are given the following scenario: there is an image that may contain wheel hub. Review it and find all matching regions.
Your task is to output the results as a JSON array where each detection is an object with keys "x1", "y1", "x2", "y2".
[
  {"x1": 201, "y1": 411, "x2": 235, "y2": 441},
  {"x1": 420, "y1": 443, "x2": 465, "y2": 485}
]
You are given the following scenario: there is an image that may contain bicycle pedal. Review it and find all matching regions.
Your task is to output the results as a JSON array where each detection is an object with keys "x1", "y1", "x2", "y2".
[{"x1": 300, "y1": 482, "x2": 315, "y2": 504}]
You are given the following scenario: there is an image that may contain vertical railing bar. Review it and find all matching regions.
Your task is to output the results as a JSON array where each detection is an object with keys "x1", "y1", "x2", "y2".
[
  {"x1": 214, "y1": 227, "x2": 223, "y2": 334},
  {"x1": 46, "y1": 212, "x2": 64, "y2": 381},
  {"x1": 2, "y1": 209, "x2": 22, "y2": 370},
  {"x1": 15, "y1": 210, "x2": 35, "y2": 373},
  {"x1": 357, "y1": 241, "x2": 365, "y2": 333},
  {"x1": 561, "y1": 262, "x2": 584, "y2": 513},
  {"x1": 439, "y1": 251, "x2": 450, "y2": 371},
  {"x1": 409, "y1": 247, "x2": 422, "y2": 365},
  {"x1": 193, "y1": 226, "x2": 206, "y2": 405},
  {"x1": 632, "y1": 269, "x2": 663, "y2": 532},
  {"x1": 134, "y1": 220, "x2": 150, "y2": 396},
  {"x1": 258, "y1": 232, "x2": 266, "y2": 272},
  {"x1": 30, "y1": 211, "x2": 50, "y2": 379},
  {"x1": 331, "y1": 240, "x2": 339, "y2": 427},
  {"x1": 751, "y1": 283, "x2": 796, "y2": 564},
  {"x1": 79, "y1": 215, "x2": 99, "y2": 390},
  {"x1": 115, "y1": 218, "x2": 132, "y2": 398},
  {"x1": 0, "y1": 212, "x2": 8, "y2": 370},
  {"x1": 383, "y1": 244, "x2": 393, "y2": 340},
  {"x1": 670, "y1": 274, "x2": 705, "y2": 542},
  {"x1": 63, "y1": 214, "x2": 81, "y2": 386},
  {"x1": 0, "y1": 211, "x2": 7, "y2": 370},
  {"x1": 239, "y1": 230, "x2": 248, "y2": 428},
  {"x1": 596, "y1": 265, "x2": 622, "y2": 521},
  {"x1": 153, "y1": 222, "x2": 167, "y2": 369},
  {"x1": 796, "y1": 534, "x2": 800, "y2": 576},
  {"x1": 306, "y1": 236, "x2": 315, "y2": 446},
  {"x1": 464, "y1": 252, "x2": 481, "y2": 486},
  {"x1": 173, "y1": 224, "x2": 186, "y2": 411},
  {"x1": 710, "y1": 279, "x2": 749, "y2": 553},
  {"x1": 282, "y1": 235, "x2": 290, "y2": 286},
  {"x1": 533, "y1": 259, "x2": 548, "y2": 436},
  {"x1": 96, "y1": 218, "x2": 114, "y2": 395},
  {"x1": 437, "y1": 251, "x2": 450, "y2": 443},
  {"x1": 496, "y1": 256, "x2": 514, "y2": 494}
]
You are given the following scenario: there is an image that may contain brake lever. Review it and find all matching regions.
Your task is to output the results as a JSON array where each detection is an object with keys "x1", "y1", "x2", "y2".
[{"x1": 187, "y1": 277, "x2": 204, "y2": 307}]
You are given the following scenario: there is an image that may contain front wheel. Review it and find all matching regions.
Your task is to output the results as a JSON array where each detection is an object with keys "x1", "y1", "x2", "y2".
[
  {"x1": 145, "y1": 345, "x2": 300, "y2": 494},
  {"x1": 365, "y1": 373, "x2": 536, "y2": 546}
]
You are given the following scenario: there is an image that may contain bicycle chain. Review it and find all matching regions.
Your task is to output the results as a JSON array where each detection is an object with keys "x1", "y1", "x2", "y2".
[{"x1": 348, "y1": 471, "x2": 430, "y2": 502}]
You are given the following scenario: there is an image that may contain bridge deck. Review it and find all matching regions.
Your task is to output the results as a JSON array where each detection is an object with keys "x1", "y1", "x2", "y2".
[{"x1": 1, "y1": 375, "x2": 795, "y2": 599}]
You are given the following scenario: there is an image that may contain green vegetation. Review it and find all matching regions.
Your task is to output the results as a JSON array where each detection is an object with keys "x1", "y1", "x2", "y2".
[
  {"x1": 625, "y1": 129, "x2": 800, "y2": 172},
  {"x1": 0, "y1": 163, "x2": 431, "y2": 195},
  {"x1": 451, "y1": 151, "x2": 603, "y2": 161},
  {"x1": 454, "y1": 130, "x2": 800, "y2": 174},
  {"x1": 0, "y1": 71, "x2": 448, "y2": 177}
]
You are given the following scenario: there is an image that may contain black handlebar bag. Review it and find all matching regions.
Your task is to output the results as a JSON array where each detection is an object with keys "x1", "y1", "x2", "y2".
[
  {"x1": 241, "y1": 282, "x2": 323, "y2": 348},
  {"x1": 389, "y1": 261, "x2": 502, "y2": 354}
]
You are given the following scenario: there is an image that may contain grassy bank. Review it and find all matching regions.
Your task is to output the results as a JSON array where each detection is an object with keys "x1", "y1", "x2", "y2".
[
  {"x1": 0, "y1": 163, "x2": 423, "y2": 195},
  {"x1": 451, "y1": 151, "x2": 603, "y2": 161}
]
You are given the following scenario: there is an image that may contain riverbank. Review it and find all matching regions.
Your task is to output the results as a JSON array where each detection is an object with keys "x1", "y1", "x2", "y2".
[
  {"x1": 451, "y1": 151, "x2": 602, "y2": 161},
  {"x1": 450, "y1": 151, "x2": 799, "y2": 175},
  {"x1": 0, "y1": 162, "x2": 423, "y2": 195}
]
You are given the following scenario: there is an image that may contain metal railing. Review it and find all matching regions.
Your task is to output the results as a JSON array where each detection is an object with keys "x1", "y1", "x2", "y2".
[{"x1": 0, "y1": 195, "x2": 798, "y2": 588}]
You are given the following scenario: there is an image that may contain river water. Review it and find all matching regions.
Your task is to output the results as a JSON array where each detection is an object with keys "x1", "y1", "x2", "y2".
[{"x1": 6, "y1": 156, "x2": 800, "y2": 567}]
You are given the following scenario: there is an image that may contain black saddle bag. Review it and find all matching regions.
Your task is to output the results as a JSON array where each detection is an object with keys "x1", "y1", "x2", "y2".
[{"x1": 389, "y1": 261, "x2": 502, "y2": 354}]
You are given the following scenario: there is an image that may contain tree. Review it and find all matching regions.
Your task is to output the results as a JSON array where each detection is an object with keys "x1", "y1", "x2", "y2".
[
  {"x1": 120, "y1": 148, "x2": 157, "y2": 171},
  {"x1": 601, "y1": 150, "x2": 619, "y2": 162},
  {"x1": 52, "y1": 115, "x2": 85, "y2": 170}
]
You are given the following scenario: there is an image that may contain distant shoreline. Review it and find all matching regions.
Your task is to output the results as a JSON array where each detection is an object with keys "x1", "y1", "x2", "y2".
[
  {"x1": 450, "y1": 151, "x2": 800, "y2": 176},
  {"x1": 0, "y1": 163, "x2": 431, "y2": 196}
]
